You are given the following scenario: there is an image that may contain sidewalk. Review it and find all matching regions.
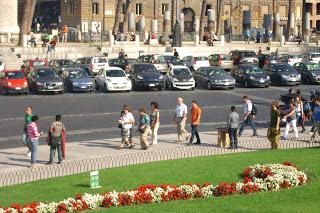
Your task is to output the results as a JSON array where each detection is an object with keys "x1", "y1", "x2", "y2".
[{"x1": 0, "y1": 128, "x2": 318, "y2": 187}]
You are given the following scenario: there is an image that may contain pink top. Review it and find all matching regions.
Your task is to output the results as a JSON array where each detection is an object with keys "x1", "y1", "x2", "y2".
[{"x1": 27, "y1": 122, "x2": 40, "y2": 139}]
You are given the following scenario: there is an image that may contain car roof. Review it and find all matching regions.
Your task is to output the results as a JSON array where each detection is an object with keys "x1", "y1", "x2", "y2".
[
  {"x1": 2, "y1": 69, "x2": 21, "y2": 72},
  {"x1": 171, "y1": 65, "x2": 189, "y2": 69},
  {"x1": 104, "y1": 67, "x2": 124, "y2": 71}
]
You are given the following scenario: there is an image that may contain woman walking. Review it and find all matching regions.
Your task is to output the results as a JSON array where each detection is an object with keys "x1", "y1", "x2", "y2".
[
  {"x1": 296, "y1": 97, "x2": 306, "y2": 133},
  {"x1": 150, "y1": 102, "x2": 160, "y2": 145},
  {"x1": 118, "y1": 105, "x2": 135, "y2": 149},
  {"x1": 27, "y1": 115, "x2": 42, "y2": 168},
  {"x1": 267, "y1": 101, "x2": 281, "y2": 149},
  {"x1": 138, "y1": 107, "x2": 151, "y2": 150},
  {"x1": 282, "y1": 101, "x2": 299, "y2": 140}
]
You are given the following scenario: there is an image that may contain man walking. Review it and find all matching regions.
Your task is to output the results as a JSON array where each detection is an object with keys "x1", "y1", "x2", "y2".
[
  {"x1": 238, "y1": 96, "x2": 258, "y2": 137},
  {"x1": 227, "y1": 106, "x2": 240, "y2": 149},
  {"x1": 47, "y1": 115, "x2": 66, "y2": 165},
  {"x1": 310, "y1": 98, "x2": 320, "y2": 143},
  {"x1": 173, "y1": 97, "x2": 190, "y2": 142},
  {"x1": 23, "y1": 106, "x2": 33, "y2": 157},
  {"x1": 62, "y1": 25, "x2": 68, "y2": 42},
  {"x1": 188, "y1": 100, "x2": 202, "y2": 145}
]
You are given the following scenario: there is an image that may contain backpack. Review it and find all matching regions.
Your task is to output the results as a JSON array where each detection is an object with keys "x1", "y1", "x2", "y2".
[
  {"x1": 251, "y1": 103, "x2": 257, "y2": 116},
  {"x1": 303, "y1": 102, "x2": 311, "y2": 115}
]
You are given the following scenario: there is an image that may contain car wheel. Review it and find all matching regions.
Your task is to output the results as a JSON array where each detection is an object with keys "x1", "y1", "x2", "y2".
[
  {"x1": 158, "y1": 86, "x2": 164, "y2": 91},
  {"x1": 95, "y1": 81, "x2": 99, "y2": 91},
  {"x1": 207, "y1": 82, "x2": 212, "y2": 90},
  {"x1": 306, "y1": 77, "x2": 311, "y2": 85},
  {"x1": 244, "y1": 81, "x2": 249, "y2": 88},
  {"x1": 104, "y1": 84, "x2": 108, "y2": 93},
  {"x1": 59, "y1": 90, "x2": 64, "y2": 94},
  {"x1": 191, "y1": 86, "x2": 195, "y2": 91}
]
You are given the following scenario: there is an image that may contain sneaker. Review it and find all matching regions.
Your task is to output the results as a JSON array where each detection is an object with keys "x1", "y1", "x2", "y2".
[
  {"x1": 57, "y1": 161, "x2": 62, "y2": 165},
  {"x1": 193, "y1": 141, "x2": 201, "y2": 145},
  {"x1": 128, "y1": 144, "x2": 135, "y2": 148},
  {"x1": 27, "y1": 152, "x2": 31, "y2": 157},
  {"x1": 46, "y1": 162, "x2": 53, "y2": 165},
  {"x1": 308, "y1": 132, "x2": 314, "y2": 135}
]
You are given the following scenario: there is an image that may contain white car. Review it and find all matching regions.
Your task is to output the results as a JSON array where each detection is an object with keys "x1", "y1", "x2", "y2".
[
  {"x1": 181, "y1": 56, "x2": 210, "y2": 71},
  {"x1": 95, "y1": 67, "x2": 132, "y2": 92},
  {"x1": 0, "y1": 58, "x2": 4, "y2": 71},
  {"x1": 281, "y1": 54, "x2": 303, "y2": 66},
  {"x1": 165, "y1": 65, "x2": 195, "y2": 90},
  {"x1": 302, "y1": 53, "x2": 320, "y2": 64}
]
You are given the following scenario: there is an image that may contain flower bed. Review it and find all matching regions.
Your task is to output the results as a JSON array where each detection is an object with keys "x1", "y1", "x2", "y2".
[{"x1": 0, "y1": 162, "x2": 307, "y2": 213}]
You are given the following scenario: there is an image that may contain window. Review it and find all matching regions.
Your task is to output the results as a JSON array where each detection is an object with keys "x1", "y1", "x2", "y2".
[
  {"x1": 92, "y1": 2, "x2": 99, "y2": 15},
  {"x1": 136, "y1": 4, "x2": 142, "y2": 15},
  {"x1": 162, "y1": 4, "x2": 169, "y2": 15},
  {"x1": 206, "y1": 4, "x2": 212, "y2": 16},
  {"x1": 68, "y1": 2, "x2": 75, "y2": 14},
  {"x1": 121, "y1": 3, "x2": 126, "y2": 15}
]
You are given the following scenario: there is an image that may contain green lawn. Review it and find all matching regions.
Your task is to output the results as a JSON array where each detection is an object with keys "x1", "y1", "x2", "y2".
[{"x1": 1, "y1": 147, "x2": 320, "y2": 213}]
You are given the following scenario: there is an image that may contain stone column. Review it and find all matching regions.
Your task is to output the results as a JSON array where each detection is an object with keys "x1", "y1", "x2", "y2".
[
  {"x1": 305, "y1": 12, "x2": 311, "y2": 44},
  {"x1": 128, "y1": 12, "x2": 136, "y2": 32},
  {"x1": 138, "y1": 16, "x2": 145, "y2": 33},
  {"x1": 207, "y1": 9, "x2": 215, "y2": 34},
  {"x1": 151, "y1": 19, "x2": 158, "y2": 33},
  {"x1": 179, "y1": 12, "x2": 184, "y2": 35},
  {"x1": 289, "y1": 12, "x2": 295, "y2": 37},
  {"x1": 0, "y1": 0, "x2": 19, "y2": 42},
  {"x1": 273, "y1": 13, "x2": 280, "y2": 41},
  {"x1": 109, "y1": 30, "x2": 114, "y2": 47},
  {"x1": 195, "y1": 19, "x2": 200, "y2": 46},
  {"x1": 163, "y1": 11, "x2": 171, "y2": 34}
]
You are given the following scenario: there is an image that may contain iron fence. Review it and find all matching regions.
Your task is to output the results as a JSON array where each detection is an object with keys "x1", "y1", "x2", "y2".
[{"x1": 0, "y1": 137, "x2": 319, "y2": 187}]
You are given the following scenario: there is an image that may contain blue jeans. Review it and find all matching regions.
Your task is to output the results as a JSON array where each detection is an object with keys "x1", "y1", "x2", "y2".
[
  {"x1": 229, "y1": 128, "x2": 238, "y2": 148},
  {"x1": 30, "y1": 139, "x2": 39, "y2": 164},
  {"x1": 49, "y1": 144, "x2": 62, "y2": 163},
  {"x1": 239, "y1": 117, "x2": 257, "y2": 136},
  {"x1": 189, "y1": 124, "x2": 201, "y2": 143}
]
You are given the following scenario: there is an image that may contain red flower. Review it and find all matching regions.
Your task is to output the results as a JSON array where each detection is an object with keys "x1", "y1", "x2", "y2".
[
  {"x1": 57, "y1": 203, "x2": 68, "y2": 213},
  {"x1": 242, "y1": 167, "x2": 252, "y2": 178},
  {"x1": 243, "y1": 177, "x2": 252, "y2": 184},
  {"x1": 101, "y1": 195, "x2": 114, "y2": 208},
  {"x1": 241, "y1": 183, "x2": 259, "y2": 194},
  {"x1": 280, "y1": 180, "x2": 291, "y2": 189},
  {"x1": 75, "y1": 194, "x2": 83, "y2": 200},
  {"x1": 283, "y1": 161, "x2": 299, "y2": 169},
  {"x1": 298, "y1": 175, "x2": 305, "y2": 185},
  {"x1": 213, "y1": 182, "x2": 237, "y2": 196}
]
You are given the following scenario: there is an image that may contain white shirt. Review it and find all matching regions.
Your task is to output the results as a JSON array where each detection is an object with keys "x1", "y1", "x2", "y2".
[
  {"x1": 121, "y1": 112, "x2": 134, "y2": 129},
  {"x1": 176, "y1": 103, "x2": 188, "y2": 118},
  {"x1": 243, "y1": 100, "x2": 253, "y2": 115}
]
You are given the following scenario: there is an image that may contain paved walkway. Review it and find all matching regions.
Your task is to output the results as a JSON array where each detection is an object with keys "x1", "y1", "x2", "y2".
[{"x1": 0, "y1": 128, "x2": 318, "y2": 187}]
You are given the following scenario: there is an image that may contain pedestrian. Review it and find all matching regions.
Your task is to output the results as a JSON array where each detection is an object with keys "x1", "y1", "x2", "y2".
[
  {"x1": 188, "y1": 100, "x2": 202, "y2": 145},
  {"x1": 36, "y1": 23, "x2": 41, "y2": 33},
  {"x1": 119, "y1": 49, "x2": 125, "y2": 59},
  {"x1": 267, "y1": 101, "x2": 281, "y2": 149},
  {"x1": 62, "y1": 25, "x2": 68, "y2": 42},
  {"x1": 238, "y1": 96, "x2": 258, "y2": 137},
  {"x1": 310, "y1": 98, "x2": 320, "y2": 142},
  {"x1": 173, "y1": 97, "x2": 190, "y2": 142},
  {"x1": 27, "y1": 32, "x2": 37, "y2": 47},
  {"x1": 138, "y1": 107, "x2": 151, "y2": 150},
  {"x1": 47, "y1": 115, "x2": 66, "y2": 165},
  {"x1": 150, "y1": 101, "x2": 160, "y2": 145},
  {"x1": 295, "y1": 97, "x2": 306, "y2": 133},
  {"x1": 244, "y1": 29, "x2": 251, "y2": 44},
  {"x1": 256, "y1": 31, "x2": 261, "y2": 43},
  {"x1": 258, "y1": 47, "x2": 262, "y2": 56},
  {"x1": 27, "y1": 115, "x2": 42, "y2": 168},
  {"x1": 47, "y1": 38, "x2": 57, "y2": 53},
  {"x1": 173, "y1": 48, "x2": 179, "y2": 58},
  {"x1": 282, "y1": 101, "x2": 299, "y2": 140},
  {"x1": 23, "y1": 106, "x2": 33, "y2": 157},
  {"x1": 227, "y1": 106, "x2": 240, "y2": 149},
  {"x1": 118, "y1": 105, "x2": 135, "y2": 149}
]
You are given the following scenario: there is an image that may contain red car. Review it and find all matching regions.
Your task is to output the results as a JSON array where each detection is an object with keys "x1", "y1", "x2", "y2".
[
  {"x1": 21, "y1": 59, "x2": 48, "y2": 74},
  {"x1": 0, "y1": 70, "x2": 29, "y2": 94}
]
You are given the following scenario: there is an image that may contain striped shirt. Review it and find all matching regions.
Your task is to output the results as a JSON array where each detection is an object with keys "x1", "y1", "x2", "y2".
[{"x1": 27, "y1": 122, "x2": 40, "y2": 140}]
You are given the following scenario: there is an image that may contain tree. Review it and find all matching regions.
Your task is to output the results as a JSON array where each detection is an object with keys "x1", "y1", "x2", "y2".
[
  {"x1": 112, "y1": 0, "x2": 123, "y2": 35},
  {"x1": 216, "y1": 0, "x2": 224, "y2": 36},
  {"x1": 199, "y1": 0, "x2": 208, "y2": 40},
  {"x1": 18, "y1": 0, "x2": 36, "y2": 46},
  {"x1": 285, "y1": 0, "x2": 295, "y2": 41}
]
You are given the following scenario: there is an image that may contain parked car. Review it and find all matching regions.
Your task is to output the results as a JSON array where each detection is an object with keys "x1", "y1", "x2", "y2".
[
  {"x1": 165, "y1": 65, "x2": 195, "y2": 90},
  {"x1": 63, "y1": 67, "x2": 93, "y2": 92},
  {"x1": 280, "y1": 54, "x2": 303, "y2": 66},
  {"x1": 21, "y1": 59, "x2": 48, "y2": 74},
  {"x1": 27, "y1": 67, "x2": 64, "y2": 94},
  {"x1": 75, "y1": 57, "x2": 109, "y2": 75},
  {"x1": 49, "y1": 59, "x2": 75, "y2": 74},
  {"x1": 208, "y1": 54, "x2": 233, "y2": 71},
  {"x1": 181, "y1": 56, "x2": 210, "y2": 71},
  {"x1": 193, "y1": 66, "x2": 235, "y2": 90},
  {"x1": 230, "y1": 50, "x2": 259, "y2": 65},
  {"x1": 108, "y1": 58, "x2": 137, "y2": 70},
  {"x1": 0, "y1": 70, "x2": 29, "y2": 94},
  {"x1": 264, "y1": 63, "x2": 301, "y2": 86},
  {"x1": 293, "y1": 62, "x2": 320, "y2": 84},
  {"x1": 0, "y1": 58, "x2": 4, "y2": 71},
  {"x1": 137, "y1": 54, "x2": 178, "y2": 74},
  {"x1": 231, "y1": 64, "x2": 270, "y2": 88},
  {"x1": 127, "y1": 63, "x2": 165, "y2": 91},
  {"x1": 95, "y1": 67, "x2": 132, "y2": 92},
  {"x1": 302, "y1": 52, "x2": 320, "y2": 64}
]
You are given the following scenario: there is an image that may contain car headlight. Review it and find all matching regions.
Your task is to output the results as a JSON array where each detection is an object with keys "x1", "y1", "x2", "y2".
[
  {"x1": 159, "y1": 75, "x2": 164, "y2": 80},
  {"x1": 73, "y1": 82, "x2": 79, "y2": 86},
  {"x1": 36, "y1": 82, "x2": 43, "y2": 86},
  {"x1": 6, "y1": 82, "x2": 12, "y2": 86},
  {"x1": 57, "y1": 82, "x2": 63, "y2": 86},
  {"x1": 23, "y1": 82, "x2": 28, "y2": 86},
  {"x1": 267, "y1": 76, "x2": 270, "y2": 80},
  {"x1": 281, "y1": 75, "x2": 289, "y2": 79},
  {"x1": 249, "y1": 76, "x2": 255, "y2": 80},
  {"x1": 137, "y1": 75, "x2": 144, "y2": 80},
  {"x1": 173, "y1": 78, "x2": 179, "y2": 82},
  {"x1": 297, "y1": 74, "x2": 301, "y2": 79}
]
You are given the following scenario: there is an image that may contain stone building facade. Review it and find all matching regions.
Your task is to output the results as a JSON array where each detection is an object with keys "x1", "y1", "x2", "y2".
[{"x1": 60, "y1": 0, "x2": 306, "y2": 37}]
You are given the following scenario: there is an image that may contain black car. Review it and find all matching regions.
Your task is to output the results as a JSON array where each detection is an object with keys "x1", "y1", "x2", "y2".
[
  {"x1": 127, "y1": 63, "x2": 165, "y2": 90},
  {"x1": 293, "y1": 62, "x2": 320, "y2": 84},
  {"x1": 194, "y1": 66, "x2": 236, "y2": 90},
  {"x1": 108, "y1": 58, "x2": 137, "y2": 70},
  {"x1": 264, "y1": 63, "x2": 301, "y2": 86},
  {"x1": 63, "y1": 67, "x2": 93, "y2": 92},
  {"x1": 231, "y1": 64, "x2": 270, "y2": 88},
  {"x1": 27, "y1": 67, "x2": 64, "y2": 94}
]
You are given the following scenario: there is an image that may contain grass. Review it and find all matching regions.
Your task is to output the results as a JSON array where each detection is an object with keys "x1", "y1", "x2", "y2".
[{"x1": 0, "y1": 147, "x2": 319, "y2": 212}]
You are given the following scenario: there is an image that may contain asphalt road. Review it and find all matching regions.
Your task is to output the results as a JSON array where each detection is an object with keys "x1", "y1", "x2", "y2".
[{"x1": 0, "y1": 84, "x2": 318, "y2": 149}]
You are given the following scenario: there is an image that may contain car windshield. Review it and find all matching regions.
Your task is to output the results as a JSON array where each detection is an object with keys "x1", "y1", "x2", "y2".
[
  {"x1": 240, "y1": 52, "x2": 257, "y2": 58},
  {"x1": 195, "y1": 56, "x2": 208, "y2": 61},
  {"x1": 32, "y1": 61, "x2": 46, "y2": 67},
  {"x1": 274, "y1": 64, "x2": 294, "y2": 72},
  {"x1": 5, "y1": 71, "x2": 24, "y2": 79},
  {"x1": 69, "y1": 70, "x2": 89, "y2": 78},
  {"x1": 173, "y1": 68, "x2": 191, "y2": 76},
  {"x1": 205, "y1": 67, "x2": 226, "y2": 76},
  {"x1": 107, "y1": 70, "x2": 126, "y2": 77},
  {"x1": 156, "y1": 56, "x2": 177, "y2": 63},
  {"x1": 94, "y1": 58, "x2": 108, "y2": 63},
  {"x1": 307, "y1": 64, "x2": 320, "y2": 71},
  {"x1": 36, "y1": 69, "x2": 57, "y2": 78},
  {"x1": 59, "y1": 60, "x2": 74, "y2": 67},
  {"x1": 134, "y1": 65, "x2": 158, "y2": 74},
  {"x1": 221, "y1": 55, "x2": 231, "y2": 60},
  {"x1": 243, "y1": 66, "x2": 263, "y2": 74},
  {"x1": 311, "y1": 54, "x2": 320, "y2": 58},
  {"x1": 289, "y1": 54, "x2": 303, "y2": 59}
]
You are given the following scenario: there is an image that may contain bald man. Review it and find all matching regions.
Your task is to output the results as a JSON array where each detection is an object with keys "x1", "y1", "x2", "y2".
[{"x1": 173, "y1": 97, "x2": 190, "y2": 142}]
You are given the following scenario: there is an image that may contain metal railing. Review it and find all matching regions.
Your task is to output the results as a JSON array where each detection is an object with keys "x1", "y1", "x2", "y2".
[{"x1": 0, "y1": 136, "x2": 318, "y2": 187}]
